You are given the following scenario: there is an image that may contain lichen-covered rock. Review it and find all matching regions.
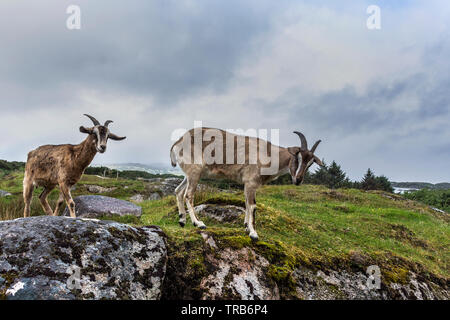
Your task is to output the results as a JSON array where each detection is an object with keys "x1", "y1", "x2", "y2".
[
  {"x1": 0, "y1": 216, "x2": 167, "y2": 300},
  {"x1": 63, "y1": 195, "x2": 142, "y2": 218},
  {"x1": 195, "y1": 204, "x2": 245, "y2": 222},
  {"x1": 292, "y1": 268, "x2": 449, "y2": 300},
  {"x1": 199, "y1": 233, "x2": 279, "y2": 300},
  {"x1": 162, "y1": 232, "x2": 449, "y2": 300}
]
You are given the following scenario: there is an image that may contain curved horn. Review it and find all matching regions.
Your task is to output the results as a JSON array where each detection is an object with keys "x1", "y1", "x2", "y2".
[
  {"x1": 104, "y1": 120, "x2": 113, "y2": 127},
  {"x1": 84, "y1": 114, "x2": 100, "y2": 126},
  {"x1": 293, "y1": 131, "x2": 308, "y2": 150},
  {"x1": 310, "y1": 140, "x2": 321, "y2": 153}
]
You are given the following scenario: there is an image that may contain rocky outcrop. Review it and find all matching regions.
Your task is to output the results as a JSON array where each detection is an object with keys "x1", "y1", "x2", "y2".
[
  {"x1": 63, "y1": 195, "x2": 142, "y2": 218},
  {"x1": 162, "y1": 232, "x2": 449, "y2": 300},
  {"x1": 194, "y1": 204, "x2": 245, "y2": 223},
  {"x1": 0, "y1": 190, "x2": 12, "y2": 197},
  {"x1": 199, "y1": 234, "x2": 279, "y2": 299},
  {"x1": 293, "y1": 268, "x2": 449, "y2": 300},
  {"x1": 0, "y1": 216, "x2": 167, "y2": 300}
]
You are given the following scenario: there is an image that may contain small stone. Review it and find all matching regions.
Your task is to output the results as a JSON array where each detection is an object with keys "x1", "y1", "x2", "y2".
[
  {"x1": 130, "y1": 194, "x2": 145, "y2": 203},
  {"x1": 0, "y1": 190, "x2": 12, "y2": 197},
  {"x1": 148, "y1": 193, "x2": 161, "y2": 201}
]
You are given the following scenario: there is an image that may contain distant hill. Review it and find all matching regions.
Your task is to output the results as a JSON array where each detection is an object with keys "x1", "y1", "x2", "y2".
[
  {"x1": 392, "y1": 182, "x2": 450, "y2": 190},
  {"x1": 91, "y1": 163, "x2": 182, "y2": 176}
]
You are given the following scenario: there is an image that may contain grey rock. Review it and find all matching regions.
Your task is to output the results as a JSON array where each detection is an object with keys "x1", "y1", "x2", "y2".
[
  {"x1": 148, "y1": 193, "x2": 162, "y2": 201},
  {"x1": 0, "y1": 216, "x2": 167, "y2": 300},
  {"x1": 199, "y1": 234, "x2": 279, "y2": 300},
  {"x1": 63, "y1": 195, "x2": 142, "y2": 218},
  {"x1": 146, "y1": 177, "x2": 183, "y2": 197},
  {"x1": 0, "y1": 190, "x2": 12, "y2": 197},
  {"x1": 430, "y1": 207, "x2": 446, "y2": 214},
  {"x1": 194, "y1": 234, "x2": 448, "y2": 300},
  {"x1": 292, "y1": 267, "x2": 449, "y2": 300},
  {"x1": 195, "y1": 204, "x2": 245, "y2": 222},
  {"x1": 84, "y1": 185, "x2": 117, "y2": 194},
  {"x1": 130, "y1": 194, "x2": 145, "y2": 203}
]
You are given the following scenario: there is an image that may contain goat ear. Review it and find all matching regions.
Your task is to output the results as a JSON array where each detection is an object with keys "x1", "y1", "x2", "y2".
[
  {"x1": 314, "y1": 156, "x2": 324, "y2": 167},
  {"x1": 288, "y1": 147, "x2": 301, "y2": 156},
  {"x1": 108, "y1": 133, "x2": 126, "y2": 141},
  {"x1": 80, "y1": 126, "x2": 93, "y2": 134}
]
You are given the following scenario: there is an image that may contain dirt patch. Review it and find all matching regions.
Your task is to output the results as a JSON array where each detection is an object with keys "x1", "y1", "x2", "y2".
[
  {"x1": 282, "y1": 189, "x2": 298, "y2": 200},
  {"x1": 321, "y1": 190, "x2": 350, "y2": 201},
  {"x1": 333, "y1": 205, "x2": 353, "y2": 213},
  {"x1": 389, "y1": 224, "x2": 429, "y2": 249}
]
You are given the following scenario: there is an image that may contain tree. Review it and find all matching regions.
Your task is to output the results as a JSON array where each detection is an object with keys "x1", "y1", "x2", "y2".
[
  {"x1": 361, "y1": 168, "x2": 378, "y2": 190},
  {"x1": 327, "y1": 161, "x2": 349, "y2": 189},
  {"x1": 308, "y1": 160, "x2": 351, "y2": 189},
  {"x1": 309, "y1": 160, "x2": 330, "y2": 186},
  {"x1": 360, "y1": 169, "x2": 394, "y2": 192},
  {"x1": 375, "y1": 175, "x2": 394, "y2": 193}
]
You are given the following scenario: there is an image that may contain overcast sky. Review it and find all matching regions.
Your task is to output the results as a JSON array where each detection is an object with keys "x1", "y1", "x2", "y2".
[{"x1": 0, "y1": 0, "x2": 449, "y2": 182}]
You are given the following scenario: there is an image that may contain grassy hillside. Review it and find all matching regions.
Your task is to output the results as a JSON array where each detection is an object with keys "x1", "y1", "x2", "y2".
[{"x1": 1, "y1": 172, "x2": 449, "y2": 290}]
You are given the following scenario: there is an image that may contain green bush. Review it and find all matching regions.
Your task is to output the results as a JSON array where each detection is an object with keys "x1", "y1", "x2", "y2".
[{"x1": 403, "y1": 189, "x2": 450, "y2": 212}]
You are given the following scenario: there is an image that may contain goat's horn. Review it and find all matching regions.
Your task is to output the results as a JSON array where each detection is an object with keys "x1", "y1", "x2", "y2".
[
  {"x1": 293, "y1": 131, "x2": 307, "y2": 150},
  {"x1": 84, "y1": 114, "x2": 100, "y2": 126},
  {"x1": 104, "y1": 120, "x2": 113, "y2": 127},
  {"x1": 310, "y1": 140, "x2": 321, "y2": 153}
]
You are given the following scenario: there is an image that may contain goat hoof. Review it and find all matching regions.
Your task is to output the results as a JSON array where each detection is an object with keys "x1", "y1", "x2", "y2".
[
  {"x1": 179, "y1": 220, "x2": 186, "y2": 227},
  {"x1": 195, "y1": 221, "x2": 206, "y2": 229},
  {"x1": 249, "y1": 232, "x2": 259, "y2": 242}
]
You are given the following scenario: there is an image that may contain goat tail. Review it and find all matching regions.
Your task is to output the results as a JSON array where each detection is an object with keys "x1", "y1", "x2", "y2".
[{"x1": 170, "y1": 145, "x2": 177, "y2": 167}]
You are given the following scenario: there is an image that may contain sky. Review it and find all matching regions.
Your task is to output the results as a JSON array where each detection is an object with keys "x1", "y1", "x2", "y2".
[{"x1": 0, "y1": 0, "x2": 449, "y2": 182}]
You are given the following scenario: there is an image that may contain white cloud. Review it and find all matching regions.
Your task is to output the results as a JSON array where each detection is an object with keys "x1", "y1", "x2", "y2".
[{"x1": 1, "y1": 0, "x2": 449, "y2": 182}]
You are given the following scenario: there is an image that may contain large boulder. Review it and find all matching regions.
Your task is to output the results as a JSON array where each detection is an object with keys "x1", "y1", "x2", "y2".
[
  {"x1": 63, "y1": 195, "x2": 142, "y2": 218},
  {"x1": 0, "y1": 216, "x2": 167, "y2": 300}
]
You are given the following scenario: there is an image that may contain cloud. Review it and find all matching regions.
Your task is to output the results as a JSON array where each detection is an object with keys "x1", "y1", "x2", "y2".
[
  {"x1": 0, "y1": 0, "x2": 280, "y2": 112},
  {"x1": 0, "y1": 0, "x2": 449, "y2": 183}
]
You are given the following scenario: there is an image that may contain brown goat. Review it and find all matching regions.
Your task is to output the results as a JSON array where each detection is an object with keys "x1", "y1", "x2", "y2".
[
  {"x1": 170, "y1": 127, "x2": 323, "y2": 240},
  {"x1": 23, "y1": 114, "x2": 126, "y2": 218}
]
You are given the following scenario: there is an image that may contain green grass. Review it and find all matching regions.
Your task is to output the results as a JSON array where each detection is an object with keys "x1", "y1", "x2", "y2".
[
  {"x1": 1, "y1": 173, "x2": 449, "y2": 284},
  {"x1": 137, "y1": 184, "x2": 449, "y2": 280}
]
